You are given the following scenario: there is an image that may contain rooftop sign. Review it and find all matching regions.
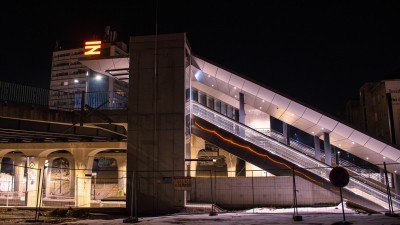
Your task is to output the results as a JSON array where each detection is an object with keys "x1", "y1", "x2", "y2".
[{"x1": 84, "y1": 41, "x2": 101, "y2": 55}]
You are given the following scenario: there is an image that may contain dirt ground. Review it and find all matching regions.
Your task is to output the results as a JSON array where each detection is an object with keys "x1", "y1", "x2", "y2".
[{"x1": 0, "y1": 207, "x2": 127, "y2": 224}]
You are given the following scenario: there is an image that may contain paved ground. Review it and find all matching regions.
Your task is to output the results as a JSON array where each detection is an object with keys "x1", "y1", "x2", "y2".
[{"x1": 1, "y1": 203, "x2": 400, "y2": 224}]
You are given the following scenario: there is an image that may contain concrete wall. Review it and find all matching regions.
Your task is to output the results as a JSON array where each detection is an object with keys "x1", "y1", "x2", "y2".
[
  {"x1": 190, "y1": 176, "x2": 340, "y2": 209},
  {"x1": 127, "y1": 33, "x2": 188, "y2": 215}
]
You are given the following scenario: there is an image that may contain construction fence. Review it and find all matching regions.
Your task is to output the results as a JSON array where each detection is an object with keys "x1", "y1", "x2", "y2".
[{"x1": 0, "y1": 162, "x2": 398, "y2": 217}]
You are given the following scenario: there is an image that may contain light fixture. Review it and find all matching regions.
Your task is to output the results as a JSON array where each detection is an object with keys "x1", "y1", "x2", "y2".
[
  {"x1": 262, "y1": 100, "x2": 265, "y2": 103},
  {"x1": 351, "y1": 142, "x2": 355, "y2": 144},
  {"x1": 234, "y1": 95, "x2": 237, "y2": 98},
  {"x1": 234, "y1": 87, "x2": 237, "y2": 90},
  {"x1": 259, "y1": 107, "x2": 262, "y2": 109},
  {"x1": 312, "y1": 131, "x2": 314, "y2": 134},
  {"x1": 321, "y1": 128, "x2": 324, "y2": 130},
  {"x1": 95, "y1": 75, "x2": 102, "y2": 80},
  {"x1": 395, "y1": 170, "x2": 397, "y2": 173},
  {"x1": 211, "y1": 84, "x2": 214, "y2": 87},
  {"x1": 366, "y1": 157, "x2": 369, "y2": 160}
]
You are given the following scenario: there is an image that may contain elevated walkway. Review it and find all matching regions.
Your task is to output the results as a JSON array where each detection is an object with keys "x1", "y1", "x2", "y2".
[{"x1": 190, "y1": 101, "x2": 398, "y2": 212}]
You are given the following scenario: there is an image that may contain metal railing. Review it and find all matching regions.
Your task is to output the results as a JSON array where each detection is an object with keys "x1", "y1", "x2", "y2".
[
  {"x1": 266, "y1": 129, "x2": 384, "y2": 185},
  {"x1": 191, "y1": 101, "x2": 400, "y2": 210},
  {"x1": 0, "y1": 81, "x2": 128, "y2": 111}
]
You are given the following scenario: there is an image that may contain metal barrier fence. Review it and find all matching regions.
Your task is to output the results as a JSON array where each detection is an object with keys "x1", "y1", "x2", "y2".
[{"x1": 0, "y1": 163, "x2": 398, "y2": 217}]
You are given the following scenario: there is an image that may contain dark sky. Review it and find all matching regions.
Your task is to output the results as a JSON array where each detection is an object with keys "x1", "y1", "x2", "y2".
[{"x1": 1, "y1": 1, "x2": 400, "y2": 117}]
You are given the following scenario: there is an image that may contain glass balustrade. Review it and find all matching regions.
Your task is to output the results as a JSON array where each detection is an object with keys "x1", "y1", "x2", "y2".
[{"x1": 191, "y1": 101, "x2": 400, "y2": 209}]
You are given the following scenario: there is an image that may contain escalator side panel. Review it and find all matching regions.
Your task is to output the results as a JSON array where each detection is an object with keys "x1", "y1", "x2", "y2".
[{"x1": 191, "y1": 116, "x2": 386, "y2": 212}]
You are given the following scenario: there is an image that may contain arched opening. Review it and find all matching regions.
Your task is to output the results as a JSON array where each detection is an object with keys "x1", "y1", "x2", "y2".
[
  {"x1": 0, "y1": 151, "x2": 27, "y2": 206},
  {"x1": 43, "y1": 150, "x2": 74, "y2": 207},
  {"x1": 91, "y1": 149, "x2": 126, "y2": 207}
]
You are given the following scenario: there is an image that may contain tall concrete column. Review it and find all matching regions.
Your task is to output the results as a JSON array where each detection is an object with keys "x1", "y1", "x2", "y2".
[
  {"x1": 115, "y1": 157, "x2": 127, "y2": 197},
  {"x1": 13, "y1": 158, "x2": 25, "y2": 197},
  {"x1": 26, "y1": 157, "x2": 45, "y2": 207},
  {"x1": 74, "y1": 157, "x2": 93, "y2": 207},
  {"x1": 45, "y1": 159, "x2": 53, "y2": 197},
  {"x1": 236, "y1": 92, "x2": 246, "y2": 176},
  {"x1": 324, "y1": 132, "x2": 332, "y2": 166},
  {"x1": 283, "y1": 122, "x2": 290, "y2": 145},
  {"x1": 127, "y1": 33, "x2": 188, "y2": 215},
  {"x1": 239, "y1": 92, "x2": 246, "y2": 124},
  {"x1": 314, "y1": 136, "x2": 321, "y2": 161},
  {"x1": 71, "y1": 150, "x2": 94, "y2": 208}
]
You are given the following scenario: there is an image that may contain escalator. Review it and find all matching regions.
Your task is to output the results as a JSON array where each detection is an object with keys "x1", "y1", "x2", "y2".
[{"x1": 190, "y1": 101, "x2": 399, "y2": 212}]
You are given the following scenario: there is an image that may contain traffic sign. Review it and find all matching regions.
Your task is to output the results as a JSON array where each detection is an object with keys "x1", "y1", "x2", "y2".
[{"x1": 329, "y1": 166, "x2": 350, "y2": 187}]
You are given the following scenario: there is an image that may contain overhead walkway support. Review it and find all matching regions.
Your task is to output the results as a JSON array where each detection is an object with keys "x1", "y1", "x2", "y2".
[{"x1": 190, "y1": 101, "x2": 399, "y2": 212}]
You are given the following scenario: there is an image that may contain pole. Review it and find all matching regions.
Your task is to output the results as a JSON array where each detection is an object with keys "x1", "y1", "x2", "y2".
[
  {"x1": 292, "y1": 167, "x2": 302, "y2": 221},
  {"x1": 123, "y1": 170, "x2": 138, "y2": 223},
  {"x1": 35, "y1": 168, "x2": 41, "y2": 221},
  {"x1": 340, "y1": 187, "x2": 346, "y2": 222},
  {"x1": 209, "y1": 170, "x2": 217, "y2": 216},
  {"x1": 383, "y1": 161, "x2": 397, "y2": 216},
  {"x1": 251, "y1": 170, "x2": 254, "y2": 213},
  {"x1": 25, "y1": 157, "x2": 29, "y2": 206}
]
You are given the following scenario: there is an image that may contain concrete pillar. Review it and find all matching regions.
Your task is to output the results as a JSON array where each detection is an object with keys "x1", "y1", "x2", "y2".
[
  {"x1": 45, "y1": 159, "x2": 53, "y2": 197},
  {"x1": 239, "y1": 93, "x2": 246, "y2": 138},
  {"x1": 283, "y1": 122, "x2": 290, "y2": 145},
  {"x1": 74, "y1": 158, "x2": 93, "y2": 207},
  {"x1": 13, "y1": 158, "x2": 25, "y2": 197},
  {"x1": 26, "y1": 157, "x2": 45, "y2": 207},
  {"x1": 324, "y1": 132, "x2": 332, "y2": 166},
  {"x1": 127, "y1": 33, "x2": 188, "y2": 215},
  {"x1": 116, "y1": 157, "x2": 127, "y2": 197},
  {"x1": 239, "y1": 93, "x2": 246, "y2": 124},
  {"x1": 190, "y1": 135, "x2": 205, "y2": 177},
  {"x1": 314, "y1": 136, "x2": 321, "y2": 161}
]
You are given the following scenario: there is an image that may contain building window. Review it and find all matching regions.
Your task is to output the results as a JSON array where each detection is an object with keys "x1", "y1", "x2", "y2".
[{"x1": 61, "y1": 81, "x2": 68, "y2": 86}]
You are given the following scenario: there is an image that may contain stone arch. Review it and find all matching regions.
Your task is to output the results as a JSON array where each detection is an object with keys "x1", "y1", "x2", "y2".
[
  {"x1": 0, "y1": 151, "x2": 27, "y2": 200},
  {"x1": 44, "y1": 150, "x2": 75, "y2": 203},
  {"x1": 90, "y1": 149, "x2": 126, "y2": 202}
]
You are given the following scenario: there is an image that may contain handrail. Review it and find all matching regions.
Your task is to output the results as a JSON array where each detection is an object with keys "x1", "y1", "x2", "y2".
[
  {"x1": 190, "y1": 101, "x2": 400, "y2": 209},
  {"x1": 264, "y1": 128, "x2": 385, "y2": 186}
]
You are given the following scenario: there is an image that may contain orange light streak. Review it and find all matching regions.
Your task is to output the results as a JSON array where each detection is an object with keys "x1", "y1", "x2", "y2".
[{"x1": 194, "y1": 121, "x2": 323, "y2": 185}]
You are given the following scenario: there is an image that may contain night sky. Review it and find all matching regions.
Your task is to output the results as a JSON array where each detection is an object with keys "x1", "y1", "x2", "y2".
[{"x1": 1, "y1": 1, "x2": 400, "y2": 118}]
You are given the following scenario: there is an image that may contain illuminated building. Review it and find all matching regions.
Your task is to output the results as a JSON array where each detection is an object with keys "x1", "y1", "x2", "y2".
[
  {"x1": 49, "y1": 27, "x2": 129, "y2": 109},
  {"x1": 346, "y1": 79, "x2": 400, "y2": 146}
]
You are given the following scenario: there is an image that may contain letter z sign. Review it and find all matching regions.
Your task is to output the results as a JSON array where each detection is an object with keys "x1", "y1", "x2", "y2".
[{"x1": 84, "y1": 41, "x2": 101, "y2": 55}]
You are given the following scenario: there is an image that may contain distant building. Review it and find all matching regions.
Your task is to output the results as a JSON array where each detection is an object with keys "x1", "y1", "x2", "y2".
[
  {"x1": 49, "y1": 26, "x2": 129, "y2": 109},
  {"x1": 346, "y1": 79, "x2": 400, "y2": 146}
]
